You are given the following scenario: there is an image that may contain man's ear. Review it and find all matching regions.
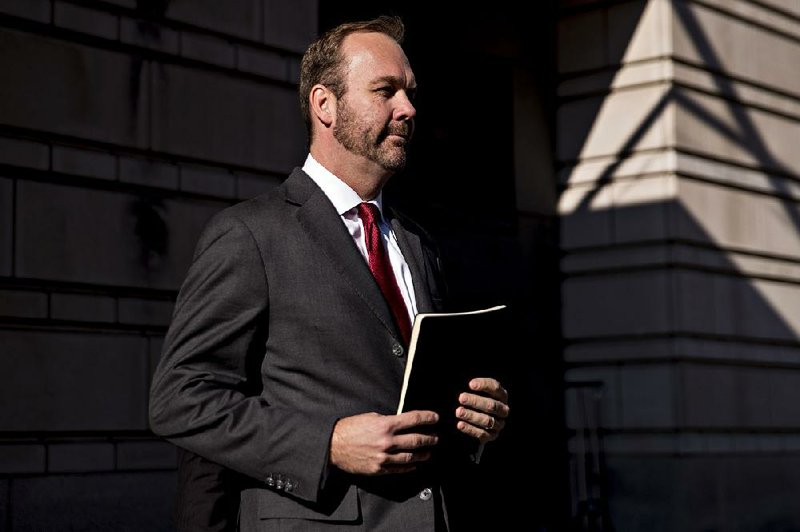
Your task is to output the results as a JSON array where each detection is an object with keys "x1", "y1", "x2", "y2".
[{"x1": 309, "y1": 84, "x2": 335, "y2": 128}]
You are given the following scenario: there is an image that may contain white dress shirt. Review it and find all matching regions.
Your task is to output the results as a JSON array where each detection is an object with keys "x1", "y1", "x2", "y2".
[{"x1": 302, "y1": 154, "x2": 418, "y2": 323}]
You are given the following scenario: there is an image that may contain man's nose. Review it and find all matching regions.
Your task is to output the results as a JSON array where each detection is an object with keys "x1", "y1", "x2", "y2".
[{"x1": 394, "y1": 92, "x2": 416, "y2": 122}]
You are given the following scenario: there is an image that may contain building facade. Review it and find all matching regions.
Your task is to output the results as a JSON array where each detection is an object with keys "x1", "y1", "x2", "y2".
[{"x1": 0, "y1": 0, "x2": 798, "y2": 530}]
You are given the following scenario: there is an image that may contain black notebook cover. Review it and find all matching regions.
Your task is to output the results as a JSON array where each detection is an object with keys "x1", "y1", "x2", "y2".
[{"x1": 396, "y1": 304, "x2": 509, "y2": 463}]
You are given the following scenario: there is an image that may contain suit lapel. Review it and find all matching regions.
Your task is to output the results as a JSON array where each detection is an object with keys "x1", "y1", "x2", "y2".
[
  {"x1": 389, "y1": 212, "x2": 436, "y2": 315},
  {"x1": 285, "y1": 169, "x2": 401, "y2": 341}
]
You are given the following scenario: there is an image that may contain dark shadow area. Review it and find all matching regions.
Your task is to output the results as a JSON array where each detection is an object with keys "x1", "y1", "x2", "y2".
[{"x1": 319, "y1": 3, "x2": 567, "y2": 530}]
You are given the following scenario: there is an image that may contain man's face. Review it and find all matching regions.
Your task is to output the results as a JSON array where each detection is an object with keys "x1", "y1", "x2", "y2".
[{"x1": 332, "y1": 32, "x2": 417, "y2": 173}]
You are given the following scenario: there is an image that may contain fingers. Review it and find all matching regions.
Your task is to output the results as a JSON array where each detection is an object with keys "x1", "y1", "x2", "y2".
[
  {"x1": 456, "y1": 378, "x2": 510, "y2": 443},
  {"x1": 390, "y1": 432, "x2": 439, "y2": 452},
  {"x1": 329, "y1": 412, "x2": 439, "y2": 476},
  {"x1": 455, "y1": 405, "x2": 505, "y2": 442},
  {"x1": 394, "y1": 410, "x2": 440, "y2": 431},
  {"x1": 458, "y1": 391, "x2": 510, "y2": 421},
  {"x1": 469, "y1": 377, "x2": 509, "y2": 403}
]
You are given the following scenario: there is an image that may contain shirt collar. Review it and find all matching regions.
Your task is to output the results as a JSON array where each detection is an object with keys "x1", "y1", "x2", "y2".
[{"x1": 302, "y1": 154, "x2": 384, "y2": 217}]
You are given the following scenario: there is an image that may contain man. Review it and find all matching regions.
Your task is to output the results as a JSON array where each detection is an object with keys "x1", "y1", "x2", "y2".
[{"x1": 149, "y1": 15, "x2": 509, "y2": 531}]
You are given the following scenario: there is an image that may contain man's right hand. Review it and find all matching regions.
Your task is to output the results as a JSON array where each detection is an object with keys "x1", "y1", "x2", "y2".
[{"x1": 329, "y1": 411, "x2": 439, "y2": 475}]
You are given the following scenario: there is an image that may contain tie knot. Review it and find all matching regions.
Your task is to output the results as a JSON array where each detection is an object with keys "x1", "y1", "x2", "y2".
[{"x1": 357, "y1": 202, "x2": 382, "y2": 225}]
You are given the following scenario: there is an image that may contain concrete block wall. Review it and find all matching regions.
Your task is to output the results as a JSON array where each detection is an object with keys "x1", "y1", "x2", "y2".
[
  {"x1": 559, "y1": 0, "x2": 800, "y2": 529},
  {"x1": 0, "y1": 1, "x2": 315, "y2": 529}
]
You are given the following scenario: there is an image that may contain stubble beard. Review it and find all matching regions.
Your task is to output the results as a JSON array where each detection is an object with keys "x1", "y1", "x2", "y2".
[{"x1": 333, "y1": 98, "x2": 411, "y2": 173}]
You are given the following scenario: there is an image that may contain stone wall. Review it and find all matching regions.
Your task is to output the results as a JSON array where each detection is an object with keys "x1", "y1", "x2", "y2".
[
  {"x1": 0, "y1": 1, "x2": 315, "y2": 529},
  {"x1": 559, "y1": 0, "x2": 800, "y2": 529}
]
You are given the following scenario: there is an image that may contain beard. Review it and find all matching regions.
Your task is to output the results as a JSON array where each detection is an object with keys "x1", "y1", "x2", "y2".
[{"x1": 333, "y1": 98, "x2": 411, "y2": 172}]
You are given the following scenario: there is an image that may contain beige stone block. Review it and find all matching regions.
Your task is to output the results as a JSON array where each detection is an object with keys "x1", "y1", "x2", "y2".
[
  {"x1": 563, "y1": 271, "x2": 672, "y2": 338},
  {"x1": 0, "y1": 29, "x2": 149, "y2": 148},
  {"x1": 612, "y1": 173, "x2": 676, "y2": 206},
  {"x1": 567, "y1": 336, "x2": 800, "y2": 367},
  {"x1": 558, "y1": 58, "x2": 673, "y2": 98},
  {"x1": 620, "y1": 365, "x2": 676, "y2": 428},
  {"x1": 609, "y1": 0, "x2": 671, "y2": 64},
  {"x1": 180, "y1": 32, "x2": 235, "y2": 68},
  {"x1": 672, "y1": 2, "x2": 800, "y2": 96},
  {"x1": 749, "y1": 278, "x2": 800, "y2": 340},
  {"x1": 675, "y1": 152, "x2": 800, "y2": 200},
  {"x1": 54, "y1": 1, "x2": 118, "y2": 40},
  {"x1": 0, "y1": 330, "x2": 148, "y2": 431},
  {"x1": 116, "y1": 440, "x2": 177, "y2": 470},
  {"x1": 668, "y1": 244, "x2": 800, "y2": 284},
  {"x1": 119, "y1": 156, "x2": 179, "y2": 190},
  {"x1": 151, "y1": 64, "x2": 304, "y2": 172},
  {"x1": 674, "y1": 89, "x2": 800, "y2": 177},
  {"x1": 0, "y1": 136, "x2": 49, "y2": 170},
  {"x1": 677, "y1": 178, "x2": 800, "y2": 260},
  {"x1": 757, "y1": 0, "x2": 800, "y2": 17},
  {"x1": 180, "y1": 164, "x2": 235, "y2": 198},
  {"x1": 682, "y1": 365, "x2": 739, "y2": 428},
  {"x1": 771, "y1": 370, "x2": 800, "y2": 426},
  {"x1": 602, "y1": 433, "x2": 677, "y2": 454},
  {"x1": 117, "y1": 297, "x2": 174, "y2": 326},
  {"x1": 672, "y1": 269, "x2": 716, "y2": 333},
  {"x1": 15, "y1": 180, "x2": 224, "y2": 290},
  {"x1": 0, "y1": 0, "x2": 51, "y2": 22},
  {"x1": 0, "y1": 177, "x2": 11, "y2": 276},
  {"x1": 672, "y1": 63, "x2": 800, "y2": 121},
  {"x1": 560, "y1": 184, "x2": 613, "y2": 248},
  {"x1": 48, "y1": 442, "x2": 115, "y2": 472},
  {"x1": 166, "y1": 0, "x2": 261, "y2": 41},
  {"x1": 263, "y1": 0, "x2": 317, "y2": 53},
  {"x1": 560, "y1": 150, "x2": 676, "y2": 186},
  {"x1": 558, "y1": 85, "x2": 673, "y2": 162},
  {"x1": 0, "y1": 289, "x2": 48, "y2": 318},
  {"x1": 706, "y1": 274, "x2": 799, "y2": 341},
  {"x1": 561, "y1": 244, "x2": 669, "y2": 274},
  {"x1": 51, "y1": 292, "x2": 116, "y2": 322},
  {"x1": 52, "y1": 145, "x2": 116, "y2": 181},
  {"x1": 236, "y1": 44, "x2": 287, "y2": 80},
  {"x1": 11, "y1": 473, "x2": 175, "y2": 531},
  {"x1": 612, "y1": 174, "x2": 676, "y2": 242},
  {"x1": 564, "y1": 337, "x2": 674, "y2": 363},
  {"x1": 693, "y1": 0, "x2": 800, "y2": 40},
  {"x1": 711, "y1": 274, "x2": 738, "y2": 337},
  {"x1": 0, "y1": 444, "x2": 45, "y2": 474}
]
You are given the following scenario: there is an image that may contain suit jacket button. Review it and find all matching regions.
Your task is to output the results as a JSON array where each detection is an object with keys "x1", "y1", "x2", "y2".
[
  {"x1": 392, "y1": 343, "x2": 404, "y2": 357},
  {"x1": 276, "y1": 479, "x2": 284, "y2": 490},
  {"x1": 285, "y1": 481, "x2": 294, "y2": 492},
  {"x1": 266, "y1": 475, "x2": 275, "y2": 487},
  {"x1": 418, "y1": 488, "x2": 432, "y2": 501}
]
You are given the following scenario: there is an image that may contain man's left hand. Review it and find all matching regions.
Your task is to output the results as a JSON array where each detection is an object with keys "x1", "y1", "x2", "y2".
[{"x1": 455, "y1": 378, "x2": 509, "y2": 443}]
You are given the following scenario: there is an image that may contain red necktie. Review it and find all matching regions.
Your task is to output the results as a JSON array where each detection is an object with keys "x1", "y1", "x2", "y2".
[{"x1": 357, "y1": 202, "x2": 412, "y2": 344}]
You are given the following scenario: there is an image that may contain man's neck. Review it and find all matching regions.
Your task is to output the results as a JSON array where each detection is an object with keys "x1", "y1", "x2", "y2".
[{"x1": 309, "y1": 146, "x2": 391, "y2": 201}]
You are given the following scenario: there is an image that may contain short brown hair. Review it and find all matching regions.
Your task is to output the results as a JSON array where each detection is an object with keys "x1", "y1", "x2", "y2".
[{"x1": 298, "y1": 15, "x2": 405, "y2": 139}]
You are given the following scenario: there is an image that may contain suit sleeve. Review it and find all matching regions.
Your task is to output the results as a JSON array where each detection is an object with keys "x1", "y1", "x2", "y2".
[{"x1": 149, "y1": 212, "x2": 337, "y2": 504}]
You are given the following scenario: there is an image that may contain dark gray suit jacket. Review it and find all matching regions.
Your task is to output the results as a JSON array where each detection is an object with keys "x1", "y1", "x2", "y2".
[{"x1": 150, "y1": 168, "x2": 455, "y2": 531}]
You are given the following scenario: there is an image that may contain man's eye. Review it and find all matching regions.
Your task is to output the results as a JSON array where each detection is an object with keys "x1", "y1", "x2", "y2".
[{"x1": 376, "y1": 87, "x2": 393, "y2": 96}]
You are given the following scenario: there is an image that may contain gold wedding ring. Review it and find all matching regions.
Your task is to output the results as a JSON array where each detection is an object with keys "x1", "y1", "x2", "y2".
[{"x1": 486, "y1": 416, "x2": 495, "y2": 431}]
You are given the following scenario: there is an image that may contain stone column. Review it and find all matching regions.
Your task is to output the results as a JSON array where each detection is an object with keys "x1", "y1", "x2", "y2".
[{"x1": 559, "y1": 0, "x2": 800, "y2": 529}]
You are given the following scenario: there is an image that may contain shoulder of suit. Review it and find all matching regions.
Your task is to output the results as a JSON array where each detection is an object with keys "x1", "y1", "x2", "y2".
[{"x1": 387, "y1": 206, "x2": 439, "y2": 247}]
